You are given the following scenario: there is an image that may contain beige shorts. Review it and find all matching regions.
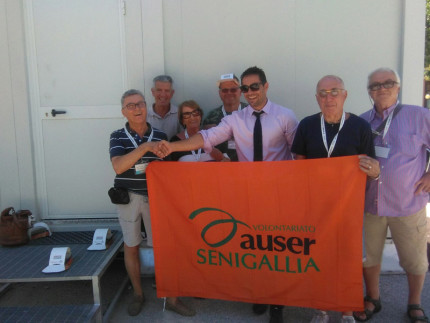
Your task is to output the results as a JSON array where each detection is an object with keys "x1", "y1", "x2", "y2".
[
  {"x1": 117, "y1": 192, "x2": 152, "y2": 247},
  {"x1": 363, "y1": 207, "x2": 428, "y2": 274},
  {"x1": 427, "y1": 213, "x2": 430, "y2": 243}
]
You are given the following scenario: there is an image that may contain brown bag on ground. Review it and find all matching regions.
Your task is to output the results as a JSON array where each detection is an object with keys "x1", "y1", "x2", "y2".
[{"x1": 0, "y1": 207, "x2": 32, "y2": 246}]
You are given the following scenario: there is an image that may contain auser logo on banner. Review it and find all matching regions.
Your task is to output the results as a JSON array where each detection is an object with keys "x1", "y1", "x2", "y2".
[
  {"x1": 146, "y1": 158, "x2": 365, "y2": 311},
  {"x1": 190, "y1": 207, "x2": 319, "y2": 273}
]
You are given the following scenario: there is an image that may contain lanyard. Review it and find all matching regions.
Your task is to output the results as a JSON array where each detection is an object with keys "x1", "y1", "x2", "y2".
[
  {"x1": 124, "y1": 125, "x2": 153, "y2": 149},
  {"x1": 320, "y1": 111, "x2": 345, "y2": 158},
  {"x1": 185, "y1": 129, "x2": 202, "y2": 161},
  {"x1": 381, "y1": 109, "x2": 394, "y2": 140},
  {"x1": 370, "y1": 101, "x2": 400, "y2": 141},
  {"x1": 221, "y1": 104, "x2": 242, "y2": 117}
]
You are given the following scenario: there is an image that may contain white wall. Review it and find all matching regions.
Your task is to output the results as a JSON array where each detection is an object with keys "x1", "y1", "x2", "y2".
[
  {"x1": 0, "y1": 0, "x2": 19, "y2": 210},
  {"x1": 162, "y1": 0, "x2": 424, "y2": 120},
  {"x1": 0, "y1": 0, "x2": 37, "y2": 213},
  {"x1": 401, "y1": 0, "x2": 426, "y2": 104},
  {"x1": 0, "y1": 0, "x2": 425, "y2": 216}
]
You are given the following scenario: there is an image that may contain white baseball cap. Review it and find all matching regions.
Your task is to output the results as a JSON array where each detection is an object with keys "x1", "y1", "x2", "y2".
[{"x1": 217, "y1": 73, "x2": 240, "y2": 87}]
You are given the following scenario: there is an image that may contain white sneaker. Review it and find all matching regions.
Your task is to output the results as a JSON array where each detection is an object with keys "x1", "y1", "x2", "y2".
[
  {"x1": 310, "y1": 311, "x2": 329, "y2": 323},
  {"x1": 341, "y1": 316, "x2": 355, "y2": 323}
]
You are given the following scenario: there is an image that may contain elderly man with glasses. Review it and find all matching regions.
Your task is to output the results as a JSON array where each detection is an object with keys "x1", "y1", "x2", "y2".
[
  {"x1": 352, "y1": 68, "x2": 430, "y2": 323},
  {"x1": 291, "y1": 75, "x2": 379, "y2": 323},
  {"x1": 202, "y1": 73, "x2": 248, "y2": 161},
  {"x1": 109, "y1": 89, "x2": 166, "y2": 316},
  {"x1": 109, "y1": 89, "x2": 195, "y2": 317},
  {"x1": 155, "y1": 66, "x2": 298, "y2": 323}
]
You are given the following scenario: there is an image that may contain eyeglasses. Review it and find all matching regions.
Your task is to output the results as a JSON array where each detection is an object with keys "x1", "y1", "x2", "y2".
[
  {"x1": 124, "y1": 101, "x2": 146, "y2": 111},
  {"x1": 219, "y1": 87, "x2": 239, "y2": 94},
  {"x1": 368, "y1": 80, "x2": 398, "y2": 91},
  {"x1": 182, "y1": 110, "x2": 202, "y2": 119},
  {"x1": 240, "y1": 82, "x2": 262, "y2": 93},
  {"x1": 317, "y1": 88, "x2": 345, "y2": 98}
]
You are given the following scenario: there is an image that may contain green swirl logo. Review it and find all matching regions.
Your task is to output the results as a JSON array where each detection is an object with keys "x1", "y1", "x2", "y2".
[{"x1": 189, "y1": 207, "x2": 250, "y2": 247}]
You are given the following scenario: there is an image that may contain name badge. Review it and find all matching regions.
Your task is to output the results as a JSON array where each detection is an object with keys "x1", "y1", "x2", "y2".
[
  {"x1": 87, "y1": 228, "x2": 112, "y2": 251},
  {"x1": 375, "y1": 146, "x2": 390, "y2": 158},
  {"x1": 228, "y1": 140, "x2": 236, "y2": 150},
  {"x1": 42, "y1": 247, "x2": 72, "y2": 273},
  {"x1": 135, "y1": 162, "x2": 148, "y2": 175}
]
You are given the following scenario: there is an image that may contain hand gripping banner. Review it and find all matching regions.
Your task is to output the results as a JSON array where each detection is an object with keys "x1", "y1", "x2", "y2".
[{"x1": 146, "y1": 156, "x2": 366, "y2": 311}]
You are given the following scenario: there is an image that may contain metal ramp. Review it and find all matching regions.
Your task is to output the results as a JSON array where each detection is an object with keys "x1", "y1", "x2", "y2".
[{"x1": 0, "y1": 231, "x2": 126, "y2": 323}]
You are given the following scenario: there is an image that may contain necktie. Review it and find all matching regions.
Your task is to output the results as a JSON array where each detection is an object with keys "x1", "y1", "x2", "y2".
[{"x1": 253, "y1": 111, "x2": 264, "y2": 161}]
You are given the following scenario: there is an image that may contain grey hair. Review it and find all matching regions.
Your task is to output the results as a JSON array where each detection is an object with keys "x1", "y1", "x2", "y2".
[
  {"x1": 367, "y1": 67, "x2": 401, "y2": 88},
  {"x1": 316, "y1": 75, "x2": 345, "y2": 92},
  {"x1": 121, "y1": 89, "x2": 145, "y2": 106},
  {"x1": 153, "y1": 75, "x2": 173, "y2": 86}
]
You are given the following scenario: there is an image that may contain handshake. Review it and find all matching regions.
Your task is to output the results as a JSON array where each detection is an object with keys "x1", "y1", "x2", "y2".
[
  {"x1": 147, "y1": 140, "x2": 171, "y2": 159},
  {"x1": 145, "y1": 137, "x2": 229, "y2": 162}
]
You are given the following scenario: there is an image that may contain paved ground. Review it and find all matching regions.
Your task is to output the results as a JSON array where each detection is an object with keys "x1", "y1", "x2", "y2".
[
  {"x1": 109, "y1": 272, "x2": 430, "y2": 323},
  {"x1": 0, "y1": 243, "x2": 429, "y2": 323},
  {"x1": 108, "y1": 242, "x2": 429, "y2": 323}
]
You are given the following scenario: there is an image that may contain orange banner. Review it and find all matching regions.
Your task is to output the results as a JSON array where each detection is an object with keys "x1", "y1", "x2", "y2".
[{"x1": 147, "y1": 156, "x2": 366, "y2": 311}]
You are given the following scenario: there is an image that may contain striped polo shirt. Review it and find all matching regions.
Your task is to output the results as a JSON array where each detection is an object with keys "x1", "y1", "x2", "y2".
[{"x1": 109, "y1": 122, "x2": 167, "y2": 195}]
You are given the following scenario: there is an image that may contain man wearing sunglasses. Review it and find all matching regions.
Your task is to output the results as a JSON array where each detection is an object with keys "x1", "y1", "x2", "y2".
[
  {"x1": 354, "y1": 68, "x2": 430, "y2": 323},
  {"x1": 155, "y1": 66, "x2": 298, "y2": 323},
  {"x1": 202, "y1": 73, "x2": 248, "y2": 161}
]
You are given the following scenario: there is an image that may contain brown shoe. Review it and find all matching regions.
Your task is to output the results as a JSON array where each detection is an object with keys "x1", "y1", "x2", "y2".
[
  {"x1": 127, "y1": 294, "x2": 145, "y2": 316},
  {"x1": 165, "y1": 299, "x2": 196, "y2": 316}
]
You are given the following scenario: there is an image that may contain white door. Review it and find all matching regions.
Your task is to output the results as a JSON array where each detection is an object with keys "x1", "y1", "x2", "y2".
[{"x1": 25, "y1": 0, "x2": 145, "y2": 219}]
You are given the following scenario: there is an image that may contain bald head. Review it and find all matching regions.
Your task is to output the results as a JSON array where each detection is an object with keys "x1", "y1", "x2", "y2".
[
  {"x1": 315, "y1": 75, "x2": 347, "y2": 123},
  {"x1": 316, "y1": 75, "x2": 344, "y2": 93}
]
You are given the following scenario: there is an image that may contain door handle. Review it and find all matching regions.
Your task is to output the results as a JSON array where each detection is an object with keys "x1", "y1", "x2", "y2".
[{"x1": 51, "y1": 109, "x2": 67, "y2": 117}]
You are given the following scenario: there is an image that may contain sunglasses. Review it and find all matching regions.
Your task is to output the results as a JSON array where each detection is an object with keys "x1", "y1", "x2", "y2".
[
  {"x1": 317, "y1": 89, "x2": 345, "y2": 98},
  {"x1": 219, "y1": 87, "x2": 239, "y2": 94},
  {"x1": 240, "y1": 82, "x2": 262, "y2": 93},
  {"x1": 124, "y1": 101, "x2": 146, "y2": 111},
  {"x1": 368, "y1": 80, "x2": 398, "y2": 91},
  {"x1": 182, "y1": 110, "x2": 202, "y2": 119}
]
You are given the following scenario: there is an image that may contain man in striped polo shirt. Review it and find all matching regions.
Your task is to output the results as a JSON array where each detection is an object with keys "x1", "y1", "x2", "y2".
[{"x1": 110, "y1": 89, "x2": 166, "y2": 316}]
